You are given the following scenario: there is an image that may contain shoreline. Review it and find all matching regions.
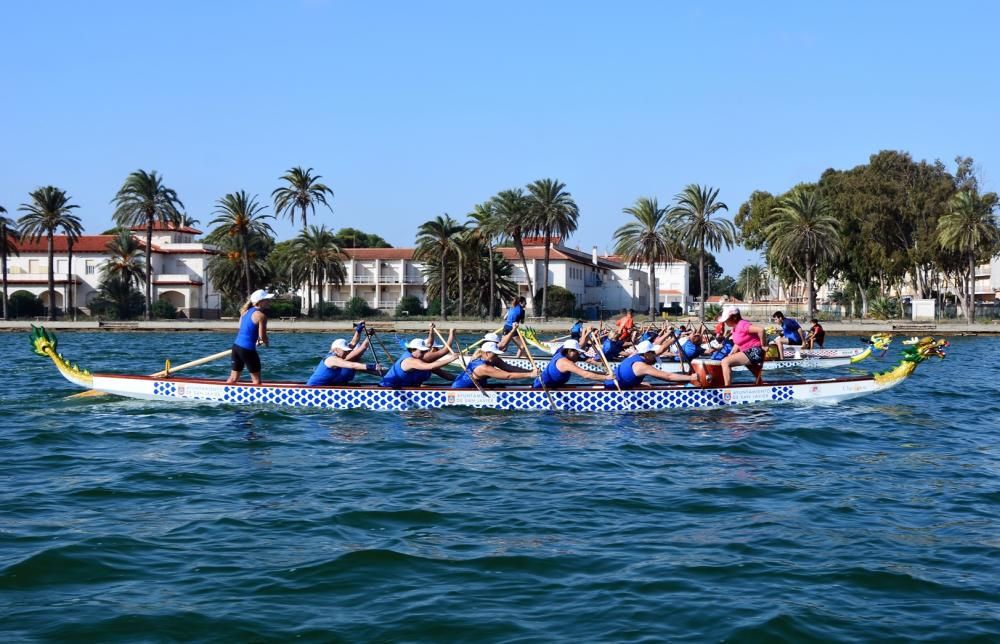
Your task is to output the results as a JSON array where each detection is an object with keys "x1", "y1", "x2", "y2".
[{"x1": 5, "y1": 319, "x2": 1000, "y2": 336}]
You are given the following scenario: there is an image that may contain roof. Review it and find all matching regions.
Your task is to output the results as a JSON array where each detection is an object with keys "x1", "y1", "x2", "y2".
[
  {"x1": 496, "y1": 244, "x2": 624, "y2": 270},
  {"x1": 130, "y1": 222, "x2": 202, "y2": 235},
  {"x1": 341, "y1": 248, "x2": 415, "y2": 260},
  {"x1": 14, "y1": 234, "x2": 217, "y2": 255},
  {"x1": 658, "y1": 289, "x2": 683, "y2": 295},
  {"x1": 707, "y1": 295, "x2": 743, "y2": 303}
]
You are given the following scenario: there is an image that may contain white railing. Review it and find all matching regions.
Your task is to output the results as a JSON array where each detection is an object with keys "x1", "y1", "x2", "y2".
[
  {"x1": 378, "y1": 300, "x2": 397, "y2": 309},
  {"x1": 350, "y1": 275, "x2": 375, "y2": 284},
  {"x1": 153, "y1": 273, "x2": 199, "y2": 283},
  {"x1": 403, "y1": 275, "x2": 424, "y2": 284},
  {"x1": 379, "y1": 274, "x2": 402, "y2": 284}
]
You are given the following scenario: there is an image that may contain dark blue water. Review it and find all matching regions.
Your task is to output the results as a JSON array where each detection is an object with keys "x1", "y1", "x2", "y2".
[{"x1": 2, "y1": 331, "x2": 999, "y2": 642}]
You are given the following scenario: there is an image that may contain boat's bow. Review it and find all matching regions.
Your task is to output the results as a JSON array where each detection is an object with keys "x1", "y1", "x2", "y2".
[
  {"x1": 849, "y1": 333, "x2": 894, "y2": 364},
  {"x1": 30, "y1": 325, "x2": 93, "y2": 389},
  {"x1": 871, "y1": 337, "x2": 948, "y2": 390}
]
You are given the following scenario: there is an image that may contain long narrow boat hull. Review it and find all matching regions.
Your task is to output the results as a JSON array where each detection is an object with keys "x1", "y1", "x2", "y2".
[
  {"x1": 531, "y1": 340, "x2": 865, "y2": 360},
  {"x1": 85, "y1": 372, "x2": 902, "y2": 412},
  {"x1": 502, "y1": 356, "x2": 854, "y2": 374}
]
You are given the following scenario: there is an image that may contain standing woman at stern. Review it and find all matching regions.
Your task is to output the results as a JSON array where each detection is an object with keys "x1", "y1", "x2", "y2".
[{"x1": 228, "y1": 289, "x2": 274, "y2": 384}]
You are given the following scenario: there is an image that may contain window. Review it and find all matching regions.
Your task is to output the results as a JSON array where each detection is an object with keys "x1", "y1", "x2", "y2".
[{"x1": 85, "y1": 260, "x2": 97, "y2": 275}]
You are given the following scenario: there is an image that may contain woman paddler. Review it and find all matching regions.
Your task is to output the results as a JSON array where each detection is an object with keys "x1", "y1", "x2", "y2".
[
  {"x1": 533, "y1": 339, "x2": 609, "y2": 389},
  {"x1": 226, "y1": 288, "x2": 273, "y2": 385},
  {"x1": 379, "y1": 338, "x2": 456, "y2": 388},
  {"x1": 718, "y1": 305, "x2": 766, "y2": 386},
  {"x1": 608, "y1": 340, "x2": 700, "y2": 389},
  {"x1": 305, "y1": 322, "x2": 382, "y2": 386},
  {"x1": 451, "y1": 342, "x2": 538, "y2": 389}
]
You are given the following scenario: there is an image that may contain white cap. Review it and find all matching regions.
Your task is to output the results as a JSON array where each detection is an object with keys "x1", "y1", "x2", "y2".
[
  {"x1": 330, "y1": 338, "x2": 351, "y2": 352},
  {"x1": 481, "y1": 342, "x2": 504, "y2": 355},
  {"x1": 710, "y1": 339, "x2": 722, "y2": 350},
  {"x1": 634, "y1": 340, "x2": 660, "y2": 354},
  {"x1": 406, "y1": 338, "x2": 431, "y2": 351},
  {"x1": 717, "y1": 304, "x2": 740, "y2": 323},
  {"x1": 483, "y1": 332, "x2": 501, "y2": 343},
  {"x1": 561, "y1": 339, "x2": 582, "y2": 353},
  {"x1": 250, "y1": 289, "x2": 275, "y2": 305}
]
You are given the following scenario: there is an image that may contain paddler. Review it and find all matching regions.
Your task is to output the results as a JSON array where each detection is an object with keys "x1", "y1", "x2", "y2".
[
  {"x1": 226, "y1": 288, "x2": 273, "y2": 385},
  {"x1": 607, "y1": 340, "x2": 700, "y2": 389},
  {"x1": 771, "y1": 311, "x2": 804, "y2": 354},
  {"x1": 533, "y1": 339, "x2": 610, "y2": 389},
  {"x1": 806, "y1": 318, "x2": 826, "y2": 349},
  {"x1": 305, "y1": 322, "x2": 383, "y2": 386},
  {"x1": 379, "y1": 338, "x2": 457, "y2": 388},
  {"x1": 718, "y1": 305, "x2": 766, "y2": 386},
  {"x1": 451, "y1": 342, "x2": 538, "y2": 389}
]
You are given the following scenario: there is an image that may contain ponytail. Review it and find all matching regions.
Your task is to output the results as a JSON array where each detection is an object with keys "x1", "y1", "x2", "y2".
[{"x1": 239, "y1": 299, "x2": 254, "y2": 315}]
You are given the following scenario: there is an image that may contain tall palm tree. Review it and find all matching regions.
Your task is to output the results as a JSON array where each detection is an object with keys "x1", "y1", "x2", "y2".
[
  {"x1": 291, "y1": 225, "x2": 345, "y2": 319},
  {"x1": 765, "y1": 187, "x2": 843, "y2": 318},
  {"x1": 527, "y1": 179, "x2": 579, "y2": 320},
  {"x1": 0, "y1": 206, "x2": 19, "y2": 320},
  {"x1": 272, "y1": 167, "x2": 334, "y2": 231},
  {"x1": 61, "y1": 219, "x2": 82, "y2": 321},
  {"x1": 938, "y1": 190, "x2": 1000, "y2": 323},
  {"x1": 206, "y1": 234, "x2": 274, "y2": 308},
  {"x1": 736, "y1": 264, "x2": 769, "y2": 303},
  {"x1": 209, "y1": 191, "x2": 275, "y2": 300},
  {"x1": 613, "y1": 197, "x2": 678, "y2": 319},
  {"x1": 111, "y1": 170, "x2": 185, "y2": 320},
  {"x1": 414, "y1": 214, "x2": 466, "y2": 320},
  {"x1": 18, "y1": 186, "x2": 81, "y2": 321},
  {"x1": 670, "y1": 184, "x2": 736, "y2": 320},
  {"x1": 102, "y1": 229, "x2": 147, "y2": 289},
  {"x1": 492, "y1": 188, "x2": 536, "y2": 306},
  {"x1": 468, "y1": 201, "x2": 505, "y2": 319}
]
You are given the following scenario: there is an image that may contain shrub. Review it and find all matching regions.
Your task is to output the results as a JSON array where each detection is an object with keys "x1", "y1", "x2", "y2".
[
  {"x1": 151, "y1": 299, "x2": 178, "y2": 319},
  {"x1": 665, "y1": 303, "x2": 683, "y2": 316},
  {"x1": 310, "y1": 302, "x2": 342, "y2": 318},
  {"x1": 534, "y1": 285, "x2": 576, "y2": 318},
  {"x1": 704, "y1": 304, "x2": 722, "y2": 321},
  {"x1": 269, "y1": 299, "x2": 299, "y2": 318},
  {"x1": 8, "y1": 292, "x2": 45, "y2": 318},
  {"x1": 426, "y1": 298, "x2": 441, "y2": 317},
  {"x1": 395, "y1": 295, "x2": 424, "y2": 316},
  {"x1": 345, "y1": 296, "x2": 374, "y2": 318},
  {"x1": 869, "y1": 296, "x2": 901, "y2": 320}
]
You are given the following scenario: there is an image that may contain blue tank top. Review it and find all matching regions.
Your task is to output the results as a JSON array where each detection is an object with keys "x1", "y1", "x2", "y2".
[
  {"x1": 602, "y1": 338, "x2": 624, "y2": 360},
  {"x1": 451, "y1": 358, "x2": 488, "y2": 389},
  {"x1": 781, "y1": 318, "x2": 803, "y2": 343},
  {"x1": 613, "y1": 354, "x2": 647, "y2": 389},
  {"x1": 505, "y1": 304, "x2": 522, "y2": 326},
  {"x1": 380, "y1": 355, "x2": 432, "y2": 388},
  {"x1": 234, "y1": 307, "x2": 260, "y2": 350},
  {"x1": 711, "y1": 339, "x2": 734, "y2": 360},
  {"x1": 306, "y1": 355, "x2": 356, "y2": 386},
  {"x1": 533, "y1": 353, "x2": 571, "y2": 388},
  {"x1": 675, "y1": 339, "x2": 703, "y2": 361}
]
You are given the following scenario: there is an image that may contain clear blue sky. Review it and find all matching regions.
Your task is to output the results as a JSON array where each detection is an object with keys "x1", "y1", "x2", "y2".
[{"x1": 2, "y1": 1, "x2": 998, "y2": 274}]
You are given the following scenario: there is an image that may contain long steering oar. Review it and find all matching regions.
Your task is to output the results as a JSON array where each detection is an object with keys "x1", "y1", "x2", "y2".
[
  {"x1": 66, "y1": 348, "x2": 232, "y2": 399},
  {"x1": 517, "y1": 327, "x2": 558, "y2": 412},
  {"x1": 434, "y1": 327, "x2": 488, "y2": 399},
  {"x1": 590, "y1": 332, "x2": 622, "y2": 393}
]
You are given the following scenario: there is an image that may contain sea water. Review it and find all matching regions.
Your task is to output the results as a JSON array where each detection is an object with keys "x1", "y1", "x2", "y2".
[{"x1": 1, "y1": 331, "x2": 998, "y2": 641}]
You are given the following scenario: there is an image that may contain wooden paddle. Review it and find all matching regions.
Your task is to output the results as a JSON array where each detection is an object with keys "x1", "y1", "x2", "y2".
[
  {"x1": 67, "y1": 348, "x2": 232, "y2": 399},
  {"x1": 589, "y1": 329, "x2": 622, "y2": 393},
  {"x1": 434, "y1": 327, "x2": 487, "y2": 398},
  {"x1": 363, "y1": 329, "x2": 383, "y2": 375},
  {"x1": 369, "y1": 329, "x2": 396, "y2": 363},
  {"x1": 517, "y1": 326, "x2": 557, "y2": 412}
]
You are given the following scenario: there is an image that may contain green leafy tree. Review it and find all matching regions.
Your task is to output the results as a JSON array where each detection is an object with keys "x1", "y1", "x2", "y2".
[
  {"x1": 206, "y1": 232, "x2": 275, "y2": 307},
  {"x1": 332, "y1": 227, "x2": 391, "y2": 248},
  {"x1": 0, "y1": 206, "x2": 19, "y2": 320},
  {"x1": 765, "y1": 187, "x2": 843, "y2": 318},
  {"x1": 208, "y1": 191, "x2": 275, "y2": 300},
  {"x1": 111, "y1": 170, "x2": 184, "y2": 320},
  {"x1": 291, "y1": 225, "x2": 346, "y2": 319},
  {"x1": 272, "y1": 166, "x2": 334, "y2": 231},
  {"x1": 414, "y1": 214, "x2": 466, "y2": 320},
  {"x1": 91, "y1": 275, "x2": 145, "y2": 320},
  {"x1": 670, "y1": 184, "x2": 735, "y2": 320},
  {"x1": 266, "y1": 239, "x2": 309, "y2": 298},
  {"x1": 468, "y1": 201, "x2": 505, "y2": 319},
  {"x1": 736, "y1": 264, "x2": 769, "y2": 302},
  {"x1": 18, "y1": 186, "x2": 82, "y2": 320},
  {"x1": 492, "y1": 188, "x2": 536, "y2": 302},
  {"x1": 533, "y1": 284, "x2": 576, "y2": 317},
  {"x1": 938, "y1": 189, "x2": 1000, "y2": 322},
  {"x1": 613, "y1": 197, "x2": 681, "y2": 318},
  {"x1": 527, "y1": 178, "x2": 579, "y2": 320}
]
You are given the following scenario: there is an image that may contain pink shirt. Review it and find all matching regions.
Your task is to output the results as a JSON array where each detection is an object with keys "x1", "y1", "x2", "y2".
[{"x1": 731, "y1": 319, "x2": 761, "y2": 351}]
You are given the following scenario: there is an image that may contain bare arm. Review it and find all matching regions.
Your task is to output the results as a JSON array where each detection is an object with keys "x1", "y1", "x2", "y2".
[
  {"x1": 475, "y1": 364, "x2": 537, "y2": 381},
  {"x1": 253, "y1": 311, "x2": 268, "y2": 346},
  {"x1": 345, "y1": 337, "x2": 370, "y2": 362},
  {"x1": 403, "y1": 353, "x2": 458, "y2": 371},
  {"x1": 633, "y1": 361, "x2": 696, "y2": 383},
  {"x1": 325, "y1": 355, "x2": 372, "y2": 371},
  {"x1": 559, "y1": 357, "x2": 609, "y2": 382}
]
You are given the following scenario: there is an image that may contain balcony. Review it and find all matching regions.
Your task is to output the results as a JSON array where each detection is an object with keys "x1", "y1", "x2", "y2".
[
  {"x1": 512, "y1": 275, "x2": 529, "y2": 284},
  {"x1": 403, "y1": 275, "x2": 424, "y2": 284},
  {"x1": 350, "y1": 275, "x2": 375, "y2": 284},
  {"x1": 379, "y1": 273, "x2": 402, "y2": 284},
  {"x1": 154, "y1": 273, "x2": 202, "y2": 285},
  {"x1": 378, "y1": 300, "x2": 398, "y2": 310}
]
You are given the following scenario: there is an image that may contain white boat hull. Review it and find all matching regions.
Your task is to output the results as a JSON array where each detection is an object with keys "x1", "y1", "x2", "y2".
[{"x1": 502, "y1": 356, "x2": 853, "y2": 374}]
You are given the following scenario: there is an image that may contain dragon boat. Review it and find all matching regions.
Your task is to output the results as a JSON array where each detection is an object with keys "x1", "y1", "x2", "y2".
[
  {"x1": 502, "y1": 334, "x2": 893, "y2": 375},
  {"x1": 32, "y1": 327, "x2": 945, "y2": 412}
]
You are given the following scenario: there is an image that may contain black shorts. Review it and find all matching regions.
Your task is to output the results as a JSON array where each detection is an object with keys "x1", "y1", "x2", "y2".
[
  {"x1": 744, "y1": 346, "x2": 765, "y2": 365},
  {"x1": 231, "y1": 344, "x2": 261, "y2": 374},
  {"x1": 502, "y1": 325, "x2": 513, "y2": 335}
]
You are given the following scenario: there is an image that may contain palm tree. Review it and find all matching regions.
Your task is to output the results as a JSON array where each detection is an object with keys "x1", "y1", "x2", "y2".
[
  {"x1": 938, "y1": 190, "x2": 1000, "y2": 323},
  {"x1": 493, "y1": 188, "x2": 536, "y2": 306},
  {"x1": 737, "y1": 264, "x2": 769, "y2": 303},
  {"x1": 272, "y1": 167, "x2": 334, "y2": 231},
  {"x1": 102, "y1": 229, "x2": 147, "y2": 289},
  {"x1": 209, "y1": 191, "x2": 275, "y2": 300},
  {"x1": 414, "y1": 214, "x2": 466, "y2": 320},
  {"x1": 291, "y1": 225, "x2": 346, "y2": 318},
  {"x1": 765, "y1": 187, "x2": 843, "y2": 318},
  {"x1": 206, "y1": 234, "x2": 274, "y2": 308},
  {"x1": 468, "y1": 201, "x2": 505, "y2": 319},
  {"x1": 670, "y1": 184, "x2": 736, "y2": 320},
  {"x1": 111, "y1": 170, "x2": 185, "y2": 320},
  {"x1": 613, "y1": 197, "x2": 679, "y2": 319},
  {"x1": 18, "y1": 186, "x2": 81, "y2": 321},
  {"x1": 527, "y1": 179, "x2": 579, "y2": 320},
  {"x1": 0, "y1": 206, "x2": 19, "y2": 320},
  {"x1": 61, "y1": 219, "x2": 82, "y2": 321}
]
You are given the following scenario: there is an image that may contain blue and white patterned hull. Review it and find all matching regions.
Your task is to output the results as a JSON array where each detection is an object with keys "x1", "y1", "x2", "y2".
[
  {"x1": 502, "y1": 356, "x2": 853, "y2": 375},
  {"x1": 85, "y1": 373, "x2": 902, "y2": 412}
]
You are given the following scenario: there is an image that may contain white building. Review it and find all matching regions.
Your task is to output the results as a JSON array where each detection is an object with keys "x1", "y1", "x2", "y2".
[{"x1": 9, "y1": 224, "x2": 222, "y2": 318}]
